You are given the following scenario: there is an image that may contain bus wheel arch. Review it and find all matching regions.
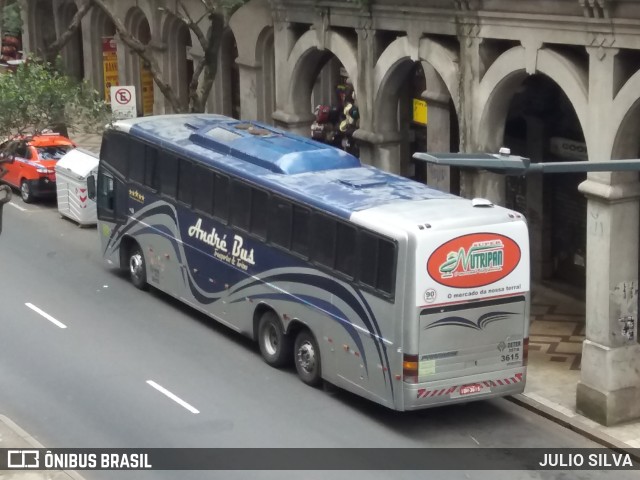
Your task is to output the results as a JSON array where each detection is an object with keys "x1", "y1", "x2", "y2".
[{"x1": 256, "y1": 308, "x2": 293, "y2": 368}]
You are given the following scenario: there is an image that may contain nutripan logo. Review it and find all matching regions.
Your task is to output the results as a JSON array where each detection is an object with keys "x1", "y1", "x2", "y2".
[{"x1": 427, "y1": 233, "x2": 521, "y2": 288}]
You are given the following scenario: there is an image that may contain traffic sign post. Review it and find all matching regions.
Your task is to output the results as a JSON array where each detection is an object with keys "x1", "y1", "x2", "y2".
[{"x1": 110, "y1": 86, "x2": 137, "y2": 120}]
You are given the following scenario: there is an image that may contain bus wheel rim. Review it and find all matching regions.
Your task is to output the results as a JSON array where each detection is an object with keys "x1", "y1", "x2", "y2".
[
  {"x1": 297, "y1": 341, "x2": 315, "y2": 373},
  {"x1": 263, "y1": 324, "x2": 278, "y2": 356},
  {"x1": 130, "y1": 253, "x2": 143, "y2": 280}
]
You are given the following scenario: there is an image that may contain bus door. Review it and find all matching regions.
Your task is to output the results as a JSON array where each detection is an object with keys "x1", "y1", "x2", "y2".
[{"x1": 96, "y1": 167, "x2": 127, "y2": 251}]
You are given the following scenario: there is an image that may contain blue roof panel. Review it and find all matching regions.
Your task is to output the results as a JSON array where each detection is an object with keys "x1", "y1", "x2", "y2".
[{"x1": 123, "y1": 115, "x2": 456, "y2": 219}]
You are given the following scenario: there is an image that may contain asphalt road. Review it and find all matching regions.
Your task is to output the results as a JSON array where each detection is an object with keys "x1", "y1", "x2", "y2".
[{"x1": 0, "y1": 197, "x2": 634, "y2": 480}]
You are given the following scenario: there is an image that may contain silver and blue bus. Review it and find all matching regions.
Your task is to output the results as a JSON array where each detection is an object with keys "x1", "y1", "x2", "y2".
[{"x1": 93, "y1": 114, "x2": 530, "y2": 411}]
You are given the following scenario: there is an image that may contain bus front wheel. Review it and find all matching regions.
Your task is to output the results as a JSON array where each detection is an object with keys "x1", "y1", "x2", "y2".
[
  {"x1": 128, "y1": 244, "x2": 147, "y2": 290},
  {"x1": 258, "y1": 311, "x2": 292, "y2": 367},
  {"x1": 294, "y1": 330, "x2": 322, "y2": 387}
]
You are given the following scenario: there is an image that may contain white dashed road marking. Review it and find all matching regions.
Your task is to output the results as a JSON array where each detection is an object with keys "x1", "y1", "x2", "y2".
[
  {"x1": 25, "y1": 303, "x2": 67, "y2": 329},
  {"x1": 8, "y1": 202, "x2": 28, "y2": 212},
  {"x1": 146, "y1": 380, "x2": 200, "y2": 414}
]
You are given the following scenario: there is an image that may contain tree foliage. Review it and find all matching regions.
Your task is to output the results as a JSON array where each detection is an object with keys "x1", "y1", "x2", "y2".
[
  {"x1": 2, "y1": 1, "x2": 22, "y2": 36},
  {"x1": 0, "y1": 59, "x2": 110, "y2": 137}
]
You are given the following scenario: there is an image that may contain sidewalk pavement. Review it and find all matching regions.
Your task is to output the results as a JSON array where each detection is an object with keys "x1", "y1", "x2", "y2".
[
  {"x1": 512, "y1": 284, "x2": 640, "y2": 453},
  {"x1": 69, "y1": 132, "x2": 101, "y2": 155},
  {"x1": 0, "y1": 415, "x2": 83, "y2": 480}
]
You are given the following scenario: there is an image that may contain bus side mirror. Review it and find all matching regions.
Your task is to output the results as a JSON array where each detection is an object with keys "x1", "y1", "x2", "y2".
[{"x1": 87, "y1": 175, "x2": 96, "y2": 200}]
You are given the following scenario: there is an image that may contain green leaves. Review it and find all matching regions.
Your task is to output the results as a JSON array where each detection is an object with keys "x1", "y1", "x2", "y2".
[{"x1": 0, "y1": 59, "x2": 110, "y2": 137}]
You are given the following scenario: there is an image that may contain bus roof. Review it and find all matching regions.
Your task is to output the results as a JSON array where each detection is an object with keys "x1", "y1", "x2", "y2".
[{"x1": 113, "y1": 114, "x2": 457, "y2": 219}]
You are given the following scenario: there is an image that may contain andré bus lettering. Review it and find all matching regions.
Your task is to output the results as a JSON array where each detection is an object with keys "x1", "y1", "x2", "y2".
[{"x1": 188, "y1": 218, "x2": 255, "y2": 269}]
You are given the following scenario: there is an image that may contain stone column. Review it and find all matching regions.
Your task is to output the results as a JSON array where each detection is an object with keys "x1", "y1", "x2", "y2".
[
  {"x1": 271, "y1": 18, "x2": 314, "y2": 134},
  {"x1": 459, "y1": 34, "x2": 506, "y2": 205},
  {"x1": 352, "y1": 26, "x2": 377, "y2": 166},
  {"x1": 236, "y1": 59, "x2": 261, "y2": 121},
  {"x1": 576, "y1": 46, "x2": 640, "y2": 425}
]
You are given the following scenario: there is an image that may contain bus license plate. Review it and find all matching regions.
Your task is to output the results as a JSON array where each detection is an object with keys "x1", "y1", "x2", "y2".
[{"x1": 459, "y1": 384, "x2": 483, "y2": 395}]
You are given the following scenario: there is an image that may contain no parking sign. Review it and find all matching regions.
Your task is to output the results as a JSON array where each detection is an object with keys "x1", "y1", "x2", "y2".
[{"x1": 110, "y1": 86, "x2": 137, "y2": 119}]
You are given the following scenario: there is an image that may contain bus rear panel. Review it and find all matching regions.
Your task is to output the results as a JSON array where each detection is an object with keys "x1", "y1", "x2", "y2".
[{"x1": 403, "y1": 213, "x2": 529, "y2": 409}]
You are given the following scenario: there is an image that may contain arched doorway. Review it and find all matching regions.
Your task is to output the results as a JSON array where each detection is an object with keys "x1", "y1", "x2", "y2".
[
  {"x1": 89, "y1": 8, "x2": 116, "y2": 100},
  {"x1": 124, "y1": 7, "x2": 151, "y2": 115},
  {"x1": 374, "y1": 55, "x2": 460, "y2": 186},
  {"x1": 503, "y1": 74, "x2": 587, "y2": 290},
  {"x1": 162, "y1": 15, "x2": 193, "y2": 112},
  {"x1": 34, "y1": 0, "x2": 56, "y2": 55},
  {"x1": 219, "y1": 29, "x2": 240, "y2": 118},
  {"x1": 57, "y1": 1, "x2": 84, "y2": 80}
]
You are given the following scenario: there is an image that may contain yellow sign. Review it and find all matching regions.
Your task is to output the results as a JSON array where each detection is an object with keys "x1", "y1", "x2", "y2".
[
  {"x1": 103, "y1": 37, "x2": 119, "y2": 103},
  {"x1": 413, "y1": 98, "x2": 428, "y2": 125},
  {"x1": 140, "y1": 59, "x2": 154, "y2": 116}
]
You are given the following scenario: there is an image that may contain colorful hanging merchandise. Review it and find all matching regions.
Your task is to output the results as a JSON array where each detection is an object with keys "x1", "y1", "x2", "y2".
[{"x1": 1, "y1": 33, "x2": 21, "y2": 64}]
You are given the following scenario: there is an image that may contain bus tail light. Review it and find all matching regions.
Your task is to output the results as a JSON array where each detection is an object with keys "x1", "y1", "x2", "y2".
[
  {"x1": 403, "y1": 354, "x2": 419, "y2": 383},
  {"x1": 523, "y1": 338, "x2": 529, "y2": 366}
]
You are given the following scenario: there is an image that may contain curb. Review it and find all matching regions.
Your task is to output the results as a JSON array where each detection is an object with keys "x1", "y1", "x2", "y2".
[
  {"x1": 0, "y1": 415, "x2": 86, "y2": 480},
  {"x1": 507, "y1": 395, "x2": 640, "y2": 461}
]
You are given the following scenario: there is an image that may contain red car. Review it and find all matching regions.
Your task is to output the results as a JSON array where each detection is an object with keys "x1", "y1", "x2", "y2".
[{"x1": 0, "y1": 132, "x2": 76, "y2": 203}]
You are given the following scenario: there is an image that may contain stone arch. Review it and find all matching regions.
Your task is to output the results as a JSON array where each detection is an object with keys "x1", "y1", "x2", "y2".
[
  {"x1": 477, "y1": 46, "x2": 588, "y2": 152},
  {"x1": 284, "y1": 29, "x2": 358, "y2": 116},
  {"x1": 610, "y1": 71, "x2": 640, "y2": 160},
  {"x1": 229, "y1": 0, "x2": 272, "y2": 65},
  {"x1": 373, "y1": 36, "x2": 460, "y2": 132}
]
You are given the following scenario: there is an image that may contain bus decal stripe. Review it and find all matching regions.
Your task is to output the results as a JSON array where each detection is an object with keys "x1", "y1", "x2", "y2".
[{"x1": 353, "y1": 288, "x2": 393, "y2": 396}]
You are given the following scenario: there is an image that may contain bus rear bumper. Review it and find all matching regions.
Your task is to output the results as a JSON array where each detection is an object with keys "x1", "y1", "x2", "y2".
[{"x1": 402, "y1": 366, "x2": 526, "y2": 410}]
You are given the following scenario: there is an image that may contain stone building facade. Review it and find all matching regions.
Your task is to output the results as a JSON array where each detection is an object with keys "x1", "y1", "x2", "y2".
[{"x1": 20, "y1": 0, "x2": 640, "y2": 425}]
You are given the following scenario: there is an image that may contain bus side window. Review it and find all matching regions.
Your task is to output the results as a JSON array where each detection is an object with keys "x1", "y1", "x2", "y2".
[
  {"x1": 156, "y1": 151, "x2": 178, "y2": 198},
  {"x1": 213, "y1": 174, "x2": 229, "y2": 222},
  {"x1": 376, "y1": 239, "x2": 396, "y2": 295},
  {"x1": 311, "y1": 214, "x2": 336, "y2": 268},
  {"x1": 269, "y1": 197, "x2": 291, "y2": 248},
  {"x1": 193, "y1": 165, "x2": 214, "y2": 215},
  {"x1": 128, "y1": 140, "x2": 146, "y2": 185},
  {"x1": 250, "y1": 188, "x2": 269, "y2": 239},
  {"x1": 144, "y1": 146, "x2": 158, "y2": 190},
  {"x1": 335, "y1": 222, "x2": 357, "y2": 278},
  {"x1": 230, "y1": 180, "x2": 251, "y2": 231},
  {"x1": 291, "y1": 205, "x2": 310, "y2": 258},
  {"x1": 177, "y1": 159, "x2": 194, "y2": 206},
  {"x1": 101, "y1": 132, "x2": 129, "y2": 177},
  {"x1": 358, "y1": 231, "x2": 378, "y2": 288}
]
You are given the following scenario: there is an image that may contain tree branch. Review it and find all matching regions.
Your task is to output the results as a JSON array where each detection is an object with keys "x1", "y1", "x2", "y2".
[
  {"x1": 42, "y1": 0, "x2": 94, "y2": 64},
  {"x1": 92, "y1": 0, "x2": 183, "y2": 113}
]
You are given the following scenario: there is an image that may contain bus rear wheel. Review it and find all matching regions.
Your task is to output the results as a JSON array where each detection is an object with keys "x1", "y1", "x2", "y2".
[
  {"x1": 128, "y1": 244, "x2": 147, "y2": 290},
  {"x1": 294, "y1": 330, "x2": 322, "y2": 387},
  {"x1": 258, "y1": 311, "x2": 292, "y2": 367}
]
